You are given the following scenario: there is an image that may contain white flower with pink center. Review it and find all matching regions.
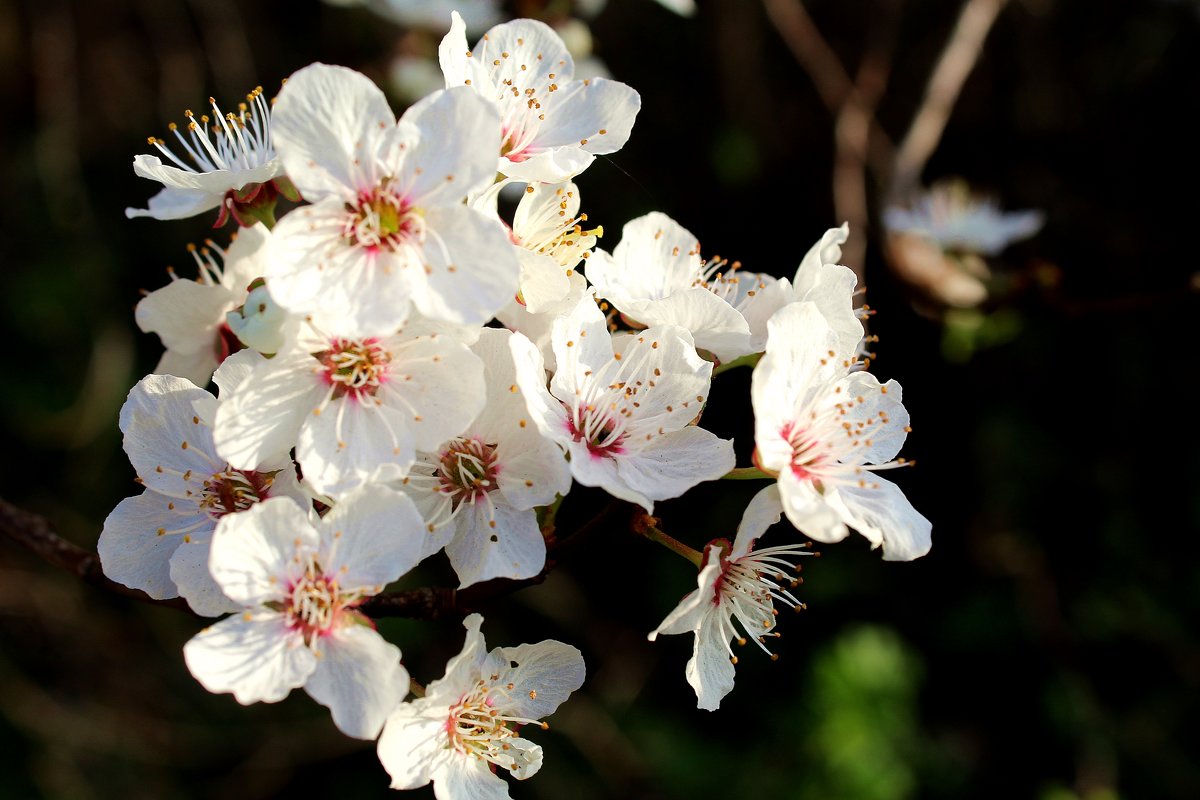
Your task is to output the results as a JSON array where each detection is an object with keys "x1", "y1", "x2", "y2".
[
  {"x1": 649, "y1": 485, "x2": 813, "y2": 710},
  {"x1": 99, "y1": 374, "x2": 304, "y2": 616},
  {"x1": 266, "y1": 63, "x2": 518, "y2": 335},
  {"x1": 511, "y1": 292, "x2": 734, "y2": 512},
  {"x1": 212, "y1": 318, "x2": 484, "y2": 499},
  {"x1": 377, "y1": 613, "x2": 584, "y2": 796},
  {"x1": 183, "y1": 488, "x2": 421, "y2": 739},
  {"x1": 135, "y1": 224, "x2": 293, "y2": 387},
  {"x1": 751, "y1": 302, "x2": 931, "y2": 560},
  {"x1": 398, "y1": 329, "x2": 571, "y2": 588},
  {"x1": 438, "y1": 11, "x2": 641, "y2": 182}
]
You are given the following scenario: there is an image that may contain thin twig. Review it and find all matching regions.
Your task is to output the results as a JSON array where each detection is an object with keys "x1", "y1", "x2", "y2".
[
  {"x1": 0, "y1": 496, "x2": 637, "y2": 621},
  {"x1": 889, "y1": 0, "x2": 1010, "y2": 198},
  {"x1": 761, "y1": 0, "x2": 895, "y2": 175}
]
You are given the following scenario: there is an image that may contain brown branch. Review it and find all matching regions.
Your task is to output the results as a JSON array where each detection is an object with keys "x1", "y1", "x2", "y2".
[
  {"x1": 889, "y1": 0, "x2": 1010, "y2": 199},
  {"x1": 761, "y1": 0, "x2": 895, "y2": 175},
  {"x1": 0, "y1": 496, "x2": 637, "y2": 621}
]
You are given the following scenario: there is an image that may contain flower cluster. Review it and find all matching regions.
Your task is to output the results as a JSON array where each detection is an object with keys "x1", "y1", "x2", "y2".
[{"x1": 106, "y1": 9, "x2": 930, "y2": 794}]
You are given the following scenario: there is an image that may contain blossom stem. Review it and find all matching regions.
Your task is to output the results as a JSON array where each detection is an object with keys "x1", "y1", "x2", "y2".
[
  {"x1": 711, "y1": 353, "x2": 761, "y2": 376},
  {"x1": 722, "y1": 467, "x2": 774, "y2": 481},
  {"x1": 408, "y1": 681, "x2": 426, "y2": 699},
  {"x1": 635, "y1": 520, "x2": 703, "y2": 568}
]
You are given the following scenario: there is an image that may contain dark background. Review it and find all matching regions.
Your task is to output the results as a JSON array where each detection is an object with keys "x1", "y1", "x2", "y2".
[{"x1": 1, "y1": 0, "x2": 1198, "y2": 798}]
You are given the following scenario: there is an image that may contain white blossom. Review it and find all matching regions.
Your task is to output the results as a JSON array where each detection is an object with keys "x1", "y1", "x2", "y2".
[
  {"x1": 212, "y1": 318, "x2": 485, "y2": 499},
  {"x1": 751, "y1": 302, "x2": 930, "y2": 560},
  {"x1": 398, "y1": 329, "x2": 571, "y2": 587},
  {"x1": 183, "y1": 489, "x2": 421, "y2": 739},
  {"x1": 438, "y1": 11, "x2": 641, "y2": 182},
  {"x1": 377, "y1": 613, "x2": 584, "y2": 797},
  {"x1": 649, "y1": 485, "x2": 812, "y2": 710},
  {"x1": 510, "y1": 181, "x2": 600, "y2": 313},
  {"x1": 511, "y1": 292, "x2": 734, "y2": 512},
  {"x1": 266, "y1": 63, "x2": 518, "y2": 335}
]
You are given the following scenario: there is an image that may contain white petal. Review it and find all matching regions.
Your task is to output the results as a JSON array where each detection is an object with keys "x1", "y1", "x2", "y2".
[
  {"x1": 125, "y1": 184, "x2": 222, "y2": 221},
  {"x1": 154, "y1": 347, "x2": 220, "y2": 389},
  {"x1": 494, "y1": 436, "x2": 571, "y2": 510},
  {"x1": 211, "y1": 348, "x2": 261, "y2": 398},
  {"x1": 409, "y1": 205, "x2": 520, "y2": 326},
  {"x1": 98, "y1": 492, "x2": 190, "y2": 599},
  {"x1": 516, "y1": 249, "x2": 572, "y2": 314},
  {"x1": 527, "y1": 77, "x2": 640, "y2": 157},
  {"x1": 378, "y1": 700, "x2": 448, "y2": 790},
  {"x1": 651, "y1": 556, "x2": 721, "y2": 639},
  {"x1": 271, "y1": 63, "x2": 396, "y2": 199},
  {"x1": 730, "y1": 484, "x2": 784, "y2": 557},
  {"x1": 548, "y1": 291, "x2": 612, "y2": 401},
  {"x1": 494, "y1": 639, "x2": 584, "y2": 722},
  {"x1": 825, "y1": 476, "x2": 932, "y2": 561},
  {"x1": 795, "y1": 223, "x2": 849, "y2": 280},
  {"x1": 130, "y1": 154, "x2": 282, "y2": 194},
  {"x1": 615, "y1": 426, "x2": 735, "y2": 506},
  {"x1": 777, "y1": 470, "x2": 849, "y2": 543},
  {"x1": 121, "y1": 375, "x2": 220, "y2": 499},
  {"x1": 212, "y1": 350, "x2": 326, "y2": 470},
  {"x1": 509, "y1": 332, "x2": 570, "y2": 445},
  {"x1": 834, "y1": 373, "x2": 909, "y2": 464},
  {"x1": 687, "y1": 608, "x2": 736, "y2": 711},
  {"x1": 446, "y1": 502, "x2": 546, "y2": 588},
  {"x1": 320, "y1": 485, "x2": 426, "y2": 589},
  {"x1": 426, "y1": 614, "x2": 490, "y2": 703},
  {"x1": 306, "y1": 624, "x2": 410, "y2": 739},
  {"x1": 501, "y1": 148, "x2": 594, "y2": 183},
  {"x1": 135, "y1": 280, "x2": 232, "y2": 354},
  {"x1": 208, "y1": 497, "x2": 317, "y2": 605},
  {"x1": 298, "y1": 398, "x2": 417, "y2": 498},
  {"x1": 394, "y1": 87, "x2": 501, "y2": 207},
  {"x1": 432, "y1": 756, "x2": 512, "y2": 800},
  {"x1": 565, "y1": 441, "x2": 653, "y2": 510},
  {"x1": 792, "y1": 262, "x2": 863, "y2": 357},
  {"x1": 183, "y1": 612, "x2": 315, "y2": 704},
  {"x1": 169, "y1": 533, "x2": 238, "y2": 617},
  {"x1": 616, "y1": 290, "x2": 752, "y2": 362},
  {"x1": 592, "y1": 212, "x2": 702, "y2": 301}
]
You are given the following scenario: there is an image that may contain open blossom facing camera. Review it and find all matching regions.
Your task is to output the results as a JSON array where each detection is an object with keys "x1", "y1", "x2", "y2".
[
  {"x1": 266, "y1": 63, "x2": 519, "y2": 335},
  {"x1": 183, "y1": 489, "x2": 422, "y2": 739},
  {"x1": 511, "y1": 292, "x2": 735, "y2": 512},
  {"x1": 398, "y1": 328, "x2": 571, "y2": 588},
  {"x1": 212, "y1": 318, "x2": 484, "y2": 499},
  {"x1": 650, "y1": 485, "x2": 813, "y2": 710},
  {"x1": 127, "y1": 85, "x2": 291, "y2": 223},
  {"x1": 439, "y1": 11, "x2": 640, "y2": 182},
  {"x1": 377, "y1": 613, "x2": 585, "y2": 797},
  {"x1": 752, "y1": 302, "x2": 931, "y2": 560}
]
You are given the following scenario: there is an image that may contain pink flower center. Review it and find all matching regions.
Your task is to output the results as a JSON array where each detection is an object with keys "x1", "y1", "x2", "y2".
[
  {"x1": 437, "y1": 437, "x2": 500, "y2": 508},
  {"x1": 343, "y1": 185, "x2": 422, "y2": 252},
  {"x1": 566, "y1": 415, "x2": 626, "y2": 458},
  {"x1": 780, "y1": 421, "x2": 831, "y2": 483},
  {"x1": 285, "y1": 557, "x2": 341, "y2": 643},
  {"x1": 316, "y1": 338, "x2": 390, "y2": 400}
]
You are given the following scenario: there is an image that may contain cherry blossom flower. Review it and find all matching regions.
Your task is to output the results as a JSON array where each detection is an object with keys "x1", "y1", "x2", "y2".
[
  {"x1": 649, "y1": 485, "x2": 813, "y2": 710},
  {"x1": 212, "y1": 317, "x2": 484, "y2": 499},
  {"x1": 751, "y1": 302, "x2": 931, "y2": 560},
  {"x1": 126, "y1": 86, "x2": 290, "y2": 223},
  {"x1": 377, "y1": 613, "x2": 584, "y2": 796},
  {"x1": 135, "y1": 224, "x2": 297, "y2": 387},
  {"x1": 266, "y1": 63, "x2": 518, "y2": 335},
  {"x1": 397, "y1": 329, "x2": 571, "y2": 588},
  {"x1": 511, "y1": 292, "x2": 734, "y2": 512},
  {"x1": 99, "y1": 374, "x2": 304, "y2": 616},
  {"x1": 183, "y1": 488, "x2": 421, "y2": 739},
  {"x1": 438, "y1": 11, "x2": 641, "y2": 182}
]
